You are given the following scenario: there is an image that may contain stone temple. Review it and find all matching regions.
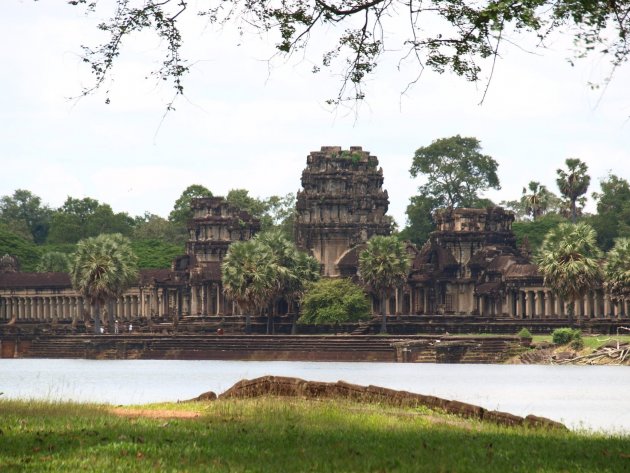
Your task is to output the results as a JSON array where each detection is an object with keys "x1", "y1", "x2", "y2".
[
  {"x1": 0, "y1": 146, "x2": 627, "y2": 325},
  {"x1": 294, "y1": 146, "x2": 391, "y2": 276}
]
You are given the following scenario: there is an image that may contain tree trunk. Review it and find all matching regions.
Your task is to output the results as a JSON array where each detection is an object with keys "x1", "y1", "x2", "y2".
[
  {"x1": 380, "y1": 291, "x2": 387, "y2": 334},
  {"x1": 94, "y1": 301, "x2": 101, "y2": 335},
  {"x1": 107, "y1": 299, "x2": 115, "y2": 333},
  {"x1": 567, "y1": 300, "x2": 575, "y2": 325}
]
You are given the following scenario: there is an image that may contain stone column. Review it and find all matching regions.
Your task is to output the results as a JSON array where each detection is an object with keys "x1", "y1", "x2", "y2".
[
  {"x1": 201, "y1": 285, "x2": 207, "y2": 316},
  {"x1": 423, "y1": 289, "x2": 428, "y2": 315},
  {"x1": 31, "y1": 297, "x2": 38, "y2": 320},
  {"x1": 604, "y1": 294, "x2": 611, "y2": 317},
  {"x1": 574, "y1": 297, "x2": 582, "y2": 319},
  {"x1": 50, "y1": 296, "x2": 57, "y2": 320},
  {"x1": 524, "y1": 292, "x2": 531, "y2": 318},
  {"x1": 190, "y1": 286, "x2": 198, "y2": 315},
  {"x1": 544, "y1": 292, "x2": 551, "y2": 317},
  {"x1": 534, "y1": 291, "x2": 542, "y2": 318},
  {"x1": 585, "y1": 294, "x2": 593, "y2": 319},
  {"x1": 593, "y1": 292, "x2": 601, "y2": 318},
  {"x1": 157, "y1": 290, "x2": 163, "y2": 318}
]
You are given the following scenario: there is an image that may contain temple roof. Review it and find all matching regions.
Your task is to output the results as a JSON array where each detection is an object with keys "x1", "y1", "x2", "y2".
[
  {"x1": 505, "y1": 264, "x2": 542, "y2": 279},
  {"x1": 0, "y1": 271, "x2": 71, "y2": 289}
]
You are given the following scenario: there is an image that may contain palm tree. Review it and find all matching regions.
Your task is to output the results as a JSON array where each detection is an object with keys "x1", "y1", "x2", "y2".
[
  {"x1": 70, "y1": 233, "x2": 138, "y2": 334},
  {"x1": 359, "y1": 235, "x2": 411, "y2": 333},
  {"x1": 604, "y1": 238, "x2": 630, "y2": 313},
  {"x1": 227, "y1": 230, "x2": 320, "y2": 334},
  {"x1": 556, "y1": 158, "x2": 590, "y2": 223},
  {"x1": 521, "y1": 181, "x2": 560, "y2": 221},
  {"x1": 536, "y1": 222, "x2": 602, "y2": 323},
  {"x1": 222, "y1": 239, "x2": 277, "y2": 333}
]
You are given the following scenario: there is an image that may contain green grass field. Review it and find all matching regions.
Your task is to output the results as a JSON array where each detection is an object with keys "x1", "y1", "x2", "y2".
[{"x1": 1, "y1": 397, "x2": 628, "y2": 472}]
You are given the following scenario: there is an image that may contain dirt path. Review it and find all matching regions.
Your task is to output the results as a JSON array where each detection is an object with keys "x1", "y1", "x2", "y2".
[{"x1": 110, "y1": 408, "x2": 201, "y2": 419}]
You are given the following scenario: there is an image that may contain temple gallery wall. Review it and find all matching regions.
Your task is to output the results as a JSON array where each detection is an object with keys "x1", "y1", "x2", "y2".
[{"x1": 0, "y1": 146, "x2": 627, "y2": 323}]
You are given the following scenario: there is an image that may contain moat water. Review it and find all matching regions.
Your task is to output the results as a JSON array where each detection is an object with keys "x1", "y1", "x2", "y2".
[{"x1": 1, "y1": 359, "x2": 628, "y2": 433}]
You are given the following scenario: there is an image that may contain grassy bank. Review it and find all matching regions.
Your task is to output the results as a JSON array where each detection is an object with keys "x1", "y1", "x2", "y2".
[{"x1": 1, "y1": 397, "x2": 628, "y2": 472}]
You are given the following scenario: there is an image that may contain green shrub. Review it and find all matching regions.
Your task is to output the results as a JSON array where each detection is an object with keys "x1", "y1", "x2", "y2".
[
  {"x1": 570, "y1": 335, "x2": 584, "y2": 350},
  {"x1": 299, "y1": 278, "x2": 371, "y2": 325},
  {"x1": 516, "y1": 328, "x2": 532, "y2": 339},
  {"x1": 552, "y1": 327, "x2": 582, "y2": 346}
]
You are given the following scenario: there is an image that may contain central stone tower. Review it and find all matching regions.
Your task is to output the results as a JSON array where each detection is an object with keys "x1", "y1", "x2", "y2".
[{"x1": 294, "y1": 146, "x2": 391, "y2": 276}]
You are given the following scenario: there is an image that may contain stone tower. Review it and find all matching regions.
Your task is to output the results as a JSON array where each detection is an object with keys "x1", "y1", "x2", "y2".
[
  {"x1": 295, "y1": 146, "x2": 391, "y2": 276},
  {"x1": 186, "y1": 197, "x2": 261, "y2": 266}
]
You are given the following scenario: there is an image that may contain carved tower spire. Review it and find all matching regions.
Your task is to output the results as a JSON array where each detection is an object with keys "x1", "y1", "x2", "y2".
[{"x1": 294, "y1": 146, "x2": 391, "y2": 276}]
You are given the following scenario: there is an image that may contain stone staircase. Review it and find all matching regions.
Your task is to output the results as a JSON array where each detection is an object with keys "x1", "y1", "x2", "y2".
[
  {"x1": 21, "y1": 335, "x2": 402, "y2": 362},
  {"x1": 20, "y1": 334, "x2": 524, "y2": 363}
]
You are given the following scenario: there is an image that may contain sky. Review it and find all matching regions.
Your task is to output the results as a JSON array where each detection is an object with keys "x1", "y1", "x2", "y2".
[{"x1": 1, "y1": 1, "x2": 629, "y2": 228}]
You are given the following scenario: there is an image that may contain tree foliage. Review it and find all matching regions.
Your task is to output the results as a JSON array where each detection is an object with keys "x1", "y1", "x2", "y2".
[
  {"x1": 604, "y1": 238, "x2": 630, "y2": 303},
  {"x1": 221, "y1": 238, "x2": 277, "y2": 335},
  {"x1": 398, "y1": 194, "x2": 439, "y2": 246},
  {"x1": 168, "y1": 184, "x2": 213, "y2": 229},
  {"x1": 133, "y1": 212, "x2": 184, "y2": 245},
  {"x1": 131, "y1": 239, "x2": 183, "y2": 269},
  {"x1": 70, "y1": 233, "x2": 139, "y2": 333},
  {"x1": 359, "y1": 235, "x2": 410, "y2": 332},
  {"x1": 0, "y1": 225, "x2": 41, "y2": 271},
  {"x1": 536, "y1": 222, "x2": 602, "y2": 321},
  {"x1": 36, "y1": 251, "x2": 71, "y2": 273},
  {"x1": 410, "y1": 135, "x2": 500, "y2": 210},
  {"x1": 47, "y1": 197, "x2": 134, "y2": 244},
  {"x1": 589, "y1": 174, "x2": 630, "y2": 251},
  {"x1": 299, "y1": 278, "x2": 371, "y2": 325},
  {"x1": 556, "y1": 158, "x2": 590, "y2": 223},
  {"x1": 0, "y1": 189, "x2": 51, "y2": 243},
  {"x1": 226, "y1": 190, "x2": 296, "y2": 238},
  {"x1": 222, "y1": 231, "x2": 318, "y2": 330},
  {"x1": 521, "y1": 181, "x2": 561, "y2": 221},
  {"x1": 65, "y1": 0, "x2": 630, "y2": 106},
  {"x1": 512, "y1": 213, "x2": 566, "y2": 253}
]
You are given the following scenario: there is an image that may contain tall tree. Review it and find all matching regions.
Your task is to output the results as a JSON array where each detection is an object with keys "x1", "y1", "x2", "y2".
[
  {"x1": 589, "y1": 174, "x2": 630, "y2": 251},
  {"x1": 256, "y1": 230, "x2": 320, "y2": 331},
  {"x1": 132, "y1": 212, "x2": 183, "y2": 245},
  {"x1": 536, "y1": 222, "x2": 602, "y2": 322},
  {"x1": 556, "y1": 158, "x2": 590, "y2": 223},
  {"x1": 221, "y1": 239, "x2": 277, "y2": 333},
  {"x1": 398, "y1": 193, "x2": 439, "y2": 246},
  {"x1": 359, "y1": 235, "x2": 410, "y2": 333},
  {"x1": 70, "y1": 234, "x2": 138, "y2": 334},
  {"x1": 604, "y1": 238, "x2": 630, "y2": 308},
  {"x1": 410, "y1": 135, "x2": 500, "y2": 210},
  {"x1": 226, "y1": 189, "x2": 270, "y2": 225},
  {"x1": 0, "y1": 189, "x2": 52, "y2": 243},
  {"x1": 168, "y1": 185, "x2": 213, "y2": 229},
  {"x1": 64, "y1": 1, "x2": 630, "y2": 107},
  {"x1": 521, "y1": 181, "x2": 561, "y2": 221},
  {"x1": 48, "y1": 197, "x2": 134, "y2": 244}
]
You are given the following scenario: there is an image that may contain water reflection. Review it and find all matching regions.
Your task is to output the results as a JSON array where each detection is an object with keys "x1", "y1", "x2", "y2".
[{"x1": 1, "y1": 359, "x2": 628, "y2": 433}]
